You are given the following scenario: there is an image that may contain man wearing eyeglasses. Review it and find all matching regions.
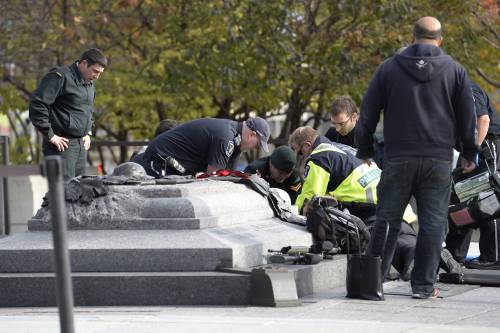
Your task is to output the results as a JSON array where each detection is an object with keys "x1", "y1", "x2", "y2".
[
  {"x1": 138, "y1": 117, "x2": 271, "y2": 178},
  {"x1": 325, "y1": 96, "x2": 359, "y2": 148}
]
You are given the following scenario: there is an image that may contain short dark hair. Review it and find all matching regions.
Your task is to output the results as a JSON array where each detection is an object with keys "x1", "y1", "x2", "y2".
[
  {"x1": 154, "y1": 119, "x2": 178, "y2": 137},
  {"x1": 80, "y1": 48, "x2": 108, "y2": 68},
  {"x1": 413, "y1": 22, "x2": 442, "y2": 41},
  {"x1": 330, "y1": 96, "x2": 357, "y2": 117}
]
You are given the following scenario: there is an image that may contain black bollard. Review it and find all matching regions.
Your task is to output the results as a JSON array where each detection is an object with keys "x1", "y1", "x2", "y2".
[
  {"x1": 44, "y1": 156, "x2": 75, "y2": 333},
  {"x1": 0, "y1": 135, "x2": 9, "y2": 164},
  {"x1": 0, "y1": 135, "x2": 8, "y2": 235}
]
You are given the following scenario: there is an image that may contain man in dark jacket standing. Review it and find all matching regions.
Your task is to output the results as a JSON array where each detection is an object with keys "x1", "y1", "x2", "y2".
[
  {"x1": 355, "y1": 17, "x2": 477, "y2": 299},
  {"x1": 29, "y1": 48, "x2": 107, "y2": 179}
]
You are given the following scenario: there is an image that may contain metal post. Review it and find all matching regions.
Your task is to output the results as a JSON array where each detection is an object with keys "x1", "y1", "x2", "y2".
[
  {"x1": 44, "y1": 156, "x2": 75, "y2": 333},
  {"x1": 0, "y1": 180, "x2": 4, "y2": 235},
  {"x1": 2, "y1": 177, "x2": 9, "y2": 235},
  {"x1": 0, "y1": 135, "x2": 8, "y2": 236},
  {"x1": 0, "y1": 135, "x2": 9, "y2": 164}
]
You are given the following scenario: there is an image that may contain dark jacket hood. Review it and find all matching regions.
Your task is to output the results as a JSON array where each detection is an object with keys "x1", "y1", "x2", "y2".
[{"x1": 395, "y1": 44, "x2": 454, "y2": 82}]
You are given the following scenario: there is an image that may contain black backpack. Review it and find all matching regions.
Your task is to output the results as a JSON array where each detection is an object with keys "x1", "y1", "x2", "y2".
[{"x1": 306, "y1": 196, "x2": 371, "y2": 254}]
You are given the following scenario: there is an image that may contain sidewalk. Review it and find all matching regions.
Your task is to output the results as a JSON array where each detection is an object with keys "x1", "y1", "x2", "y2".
[{"x1": 1, "y1": 281, "x2": 499, "y2": 333}]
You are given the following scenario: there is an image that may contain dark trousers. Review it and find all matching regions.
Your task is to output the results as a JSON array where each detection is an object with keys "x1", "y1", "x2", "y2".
[
  {"x1": 368, "y1": 157, "x2": 452, "y2": 295},
  {"x1": 43, "y1": 137, "x2": 86, "y2": 180},
  {"x1": 446, "y1": 220, "x2": 500, "y2": 262},
  {"x1": 342, "y1": 202, "x2": 417, "y2": 275}
]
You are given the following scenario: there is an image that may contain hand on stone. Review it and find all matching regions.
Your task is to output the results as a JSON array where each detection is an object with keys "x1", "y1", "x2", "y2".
[{"x1": 49, "y1": 135, "x2": 69, "y2": 152}]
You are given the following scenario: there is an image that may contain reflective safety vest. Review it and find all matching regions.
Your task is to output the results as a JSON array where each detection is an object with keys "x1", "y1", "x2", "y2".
[
  {"x1": 296, "y1": 140, "x2": 416, "y2": 223},
  {"x1": 296, "y1": 142, "x2": 380, "y2": 210}
]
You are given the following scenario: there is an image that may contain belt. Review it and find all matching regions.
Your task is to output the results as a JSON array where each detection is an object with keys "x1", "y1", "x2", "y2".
[{"x1": 150, "y1": 154, "x2": 186, "y2": 177}]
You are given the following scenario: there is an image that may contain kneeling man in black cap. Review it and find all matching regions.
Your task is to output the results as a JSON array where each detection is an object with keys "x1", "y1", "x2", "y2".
[{"x1": 245, "y1": 146, "x2": 303, "y2": 204}]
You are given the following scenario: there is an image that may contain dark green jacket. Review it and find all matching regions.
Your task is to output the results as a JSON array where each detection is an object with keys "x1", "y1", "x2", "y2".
[
  {"x1": 29, "y1": 62, "x2": 95, "y2": 139},
  {"x1": 245, "y1": 157, "x2": 303, "y2": 204}
]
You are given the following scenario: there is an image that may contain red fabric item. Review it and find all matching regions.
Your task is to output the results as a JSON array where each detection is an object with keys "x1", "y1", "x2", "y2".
[{"x1": 195, "y1": 169, "x2": 250, "y2": 179}]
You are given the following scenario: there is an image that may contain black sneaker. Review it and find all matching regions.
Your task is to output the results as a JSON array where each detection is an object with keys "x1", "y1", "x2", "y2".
[
  {"x1": 412, "y1": 288, "x2": 440, "y2": 299},
  {"x1": 440, "y1": 249, "x2": 464, "y2": 274},
  {"x1": 465, "y1": 258, "x2": 500, "y2": 270}
]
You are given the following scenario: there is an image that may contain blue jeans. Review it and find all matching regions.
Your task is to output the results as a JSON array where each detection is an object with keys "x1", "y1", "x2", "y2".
[{"x1": 368, "y1": 157, "x2": 452, "y2": 295}]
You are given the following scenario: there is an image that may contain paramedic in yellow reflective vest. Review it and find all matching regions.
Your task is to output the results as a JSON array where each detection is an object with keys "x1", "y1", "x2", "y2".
[
  {"x1": 289, "y1": 126, "x2": 380, "y2": 213},
  {"x1": 289, "y1": 126, "x2": 416, "y2": 224}
]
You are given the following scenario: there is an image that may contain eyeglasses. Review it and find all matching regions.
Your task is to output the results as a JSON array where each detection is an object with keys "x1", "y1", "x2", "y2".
[{"x1": 332, "y1": 116, "x2": 352, "y2": 128}]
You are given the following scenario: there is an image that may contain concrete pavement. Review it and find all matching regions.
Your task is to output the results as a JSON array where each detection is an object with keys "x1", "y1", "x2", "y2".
[{"x1": 1, "y1": 281, "x2": 499, "y2": 333}]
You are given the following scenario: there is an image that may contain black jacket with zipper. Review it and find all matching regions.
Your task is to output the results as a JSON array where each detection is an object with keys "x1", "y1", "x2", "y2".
[{"x1": 29, "y1": 62, "x2": 95, "y2": 139}]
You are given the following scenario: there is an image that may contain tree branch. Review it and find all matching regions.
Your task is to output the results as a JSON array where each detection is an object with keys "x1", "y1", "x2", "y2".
[
  {"x1": 2, "y1": 75, "x2": 32, "y2": 100},
  {"x1": 97, "y1": 123, "x2": 121, "y2": 140},
  {"x1": 476, "y1": 67, "x2": 500, "y2": 89},
  {"x1": 472, "y1": 9, "x2": 499, "y2": 42}
]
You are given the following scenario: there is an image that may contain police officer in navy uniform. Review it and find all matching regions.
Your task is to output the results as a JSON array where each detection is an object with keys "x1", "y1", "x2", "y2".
[
  {"x1": 245, "y1": 146, "x2": 303, "y2": 204},
  {"x1": 446, "y1": 82, "x2": 500, "y2": 270},
  {"x1": 29, "y1": 48, "x2": 107, "y2": 180},
  {"x1": 140, "y1": 117, "x2": 271, "y2": 177}
]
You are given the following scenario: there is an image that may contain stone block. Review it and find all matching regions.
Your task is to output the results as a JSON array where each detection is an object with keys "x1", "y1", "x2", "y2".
[
  {"x1": 29, "y1": 181, "x2": 275, "y2": 231},
  {"x1": 0, "y1": 271, "x2": 251, "y2": 306},
  {"x1": 0, "y1": 221, "x2": 311, "y2": 272},
  {"x1": 6, "y1": 176, "x2": 47, "y2": 233}
]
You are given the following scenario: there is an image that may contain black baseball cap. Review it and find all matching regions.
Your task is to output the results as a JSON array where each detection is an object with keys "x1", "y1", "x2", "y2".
[
  {"x1": 270, "y1": 146, "x2": 296, "y2": 172},
  {"x1": 246, "y1": 117, "x2": 271, "y2": 152}
]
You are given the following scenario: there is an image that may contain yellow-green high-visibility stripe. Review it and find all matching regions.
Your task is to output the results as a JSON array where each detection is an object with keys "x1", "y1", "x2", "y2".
[
  {"x1": 296, "y1": 161, "x2": 330, "y2": 211},
  {"x1": 330, "y1": 163, "x2": 380, "y2": 204}
]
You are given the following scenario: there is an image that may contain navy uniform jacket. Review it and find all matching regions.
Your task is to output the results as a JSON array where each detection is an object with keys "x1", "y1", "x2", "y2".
[
  {"x1": 245, "y1": 157, "x2": 303, "y2": 204},
  {"x1": 472, "y1": 82, "x2": 500, "y2": 136},
  {"x1": 325, "y1": 126, "x2": 356, "y2": 148},
  {"x1": 29, "y1": 62, "x2": 95, "y2": 139},
  {"x1": 143, "y1": 118, "x2": 242, "y2": 175}
]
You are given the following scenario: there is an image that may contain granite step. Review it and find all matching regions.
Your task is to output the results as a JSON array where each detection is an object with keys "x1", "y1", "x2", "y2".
[
  {"x1": 0, "y1": 224, "x2": 311, "y2": 273},
  {"x1": 0, "y1": 258, "x2": 347, "y2": 307},
  {"x1": 0, "y1": 271, "x2": 251, "y2": 307}
]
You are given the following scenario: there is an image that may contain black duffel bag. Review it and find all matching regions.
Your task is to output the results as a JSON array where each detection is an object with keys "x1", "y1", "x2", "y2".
[{"x1": 306, "y1": 196, "x2": 370, "y2": 254}]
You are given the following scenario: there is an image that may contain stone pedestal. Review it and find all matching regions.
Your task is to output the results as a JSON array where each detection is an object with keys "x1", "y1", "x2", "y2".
[{"x1": 0, "y1": 179, "x2": 345, "y2": 306}]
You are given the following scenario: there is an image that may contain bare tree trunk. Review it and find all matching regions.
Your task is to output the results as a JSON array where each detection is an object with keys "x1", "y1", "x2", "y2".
[
  {"x1": 214, "y1": 96, "x2": 232, "y2": 119},
  {"x1": 12, "y1": 110, "x2": 35, "y2": 161},
  {"x1": 279, "y1": 85, "x2": 304, "y2": 139}
]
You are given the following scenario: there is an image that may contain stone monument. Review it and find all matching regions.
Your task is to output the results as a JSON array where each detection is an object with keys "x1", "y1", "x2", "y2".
[{"x1": 0, "y1": 164, "x2": 346, "y2": 306}]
